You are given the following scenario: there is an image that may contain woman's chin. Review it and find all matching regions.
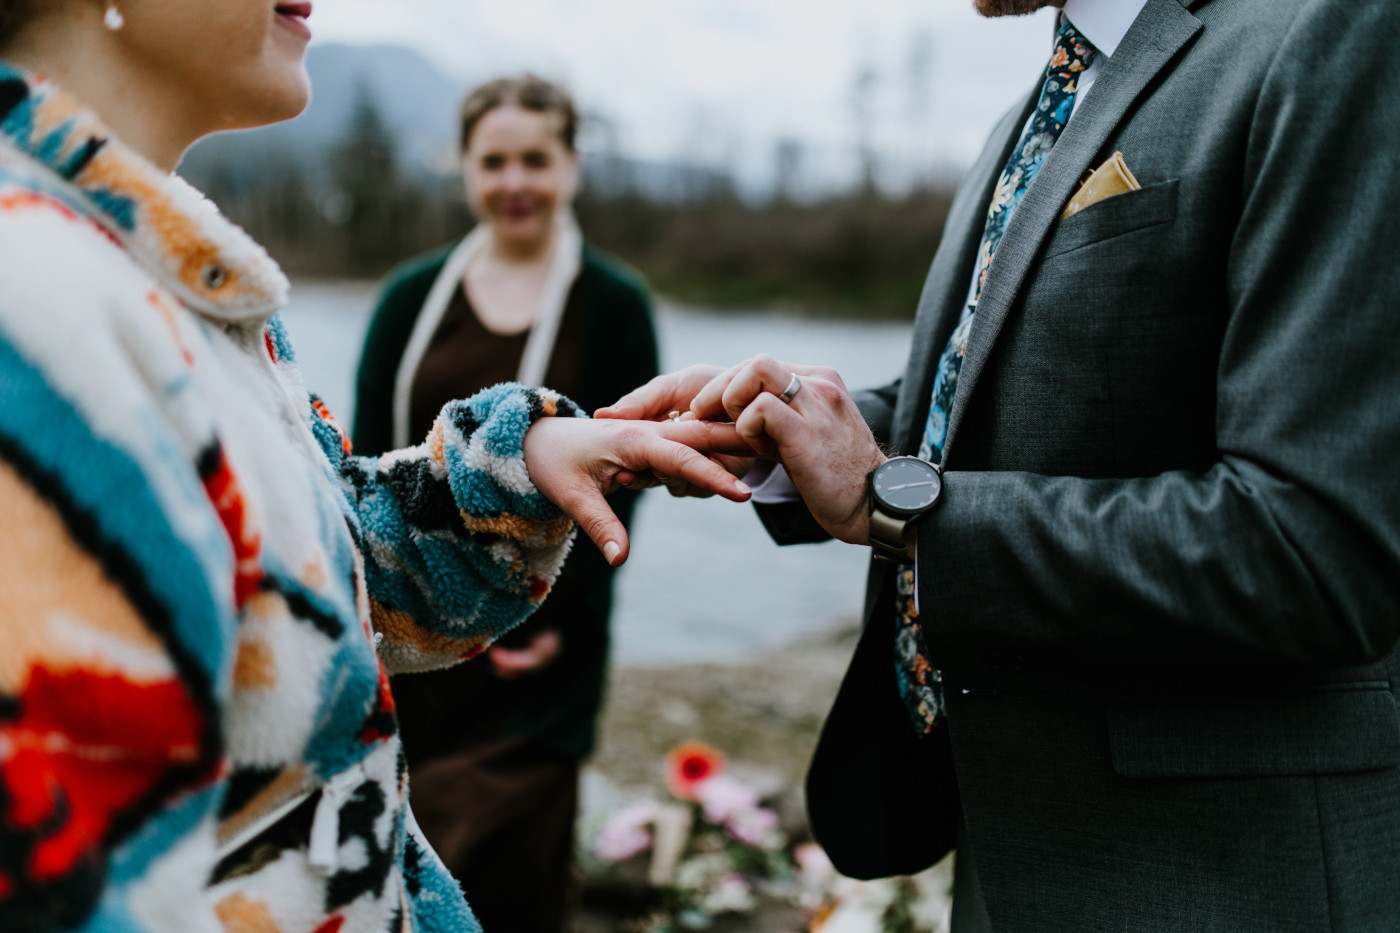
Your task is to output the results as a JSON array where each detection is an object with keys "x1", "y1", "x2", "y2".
[
  {"x1": 219, "y1": 66, "x2": 312, "y2": 132},
  {"x1": 263, "y1": 60, "x2": 313, "y2": 122},
  {"x1": 492, "y1": 216, "x2": 554, "y2": 249}
]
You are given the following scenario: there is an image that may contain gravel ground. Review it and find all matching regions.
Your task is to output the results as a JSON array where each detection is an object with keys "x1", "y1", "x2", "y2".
[{"x1": 586, "y1": 622, "x2": 860, "y2": 806}]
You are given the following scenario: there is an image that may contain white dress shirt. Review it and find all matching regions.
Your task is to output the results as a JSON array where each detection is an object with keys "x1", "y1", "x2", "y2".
[{"x1": 1062, "y1": 0, "x2": 1153, "y2": 120}]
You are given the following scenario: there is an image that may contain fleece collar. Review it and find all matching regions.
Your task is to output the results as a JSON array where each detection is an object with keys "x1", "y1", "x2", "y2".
[{"x1": 0, "y1": 61, "x2": 288, "y2": 324}]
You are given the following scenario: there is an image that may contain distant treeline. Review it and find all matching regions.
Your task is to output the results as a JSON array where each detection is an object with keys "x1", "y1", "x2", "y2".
[
  {"x1": 184, "y1": 93, "x2": 956, "y2": 319},
  {"x1": 577, "y1": 187, "x2": 954, "y2": 318}
]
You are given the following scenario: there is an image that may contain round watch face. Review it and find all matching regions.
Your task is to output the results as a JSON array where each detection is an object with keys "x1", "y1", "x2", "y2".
[{"x1": 871, "y1": 457, "x2": 942, "y2": 515}]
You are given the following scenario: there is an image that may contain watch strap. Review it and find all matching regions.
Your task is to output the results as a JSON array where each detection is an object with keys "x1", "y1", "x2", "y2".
[{"x1": 869, "y1": 508, "x2": 913, "y2": 564}]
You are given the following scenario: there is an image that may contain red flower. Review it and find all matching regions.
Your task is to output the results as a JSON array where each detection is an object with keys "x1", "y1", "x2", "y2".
[{"x1": 665, "y1": 741, "x2": 725, "y2": 801}]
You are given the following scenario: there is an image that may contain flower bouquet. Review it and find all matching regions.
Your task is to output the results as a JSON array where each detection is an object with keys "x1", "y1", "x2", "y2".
[
  {"x1": 584, "y1": 741, "x2": 952, "y2": 932},
  {"x1": 586, "y1": 741, "x2": 796, "y2": 930}
]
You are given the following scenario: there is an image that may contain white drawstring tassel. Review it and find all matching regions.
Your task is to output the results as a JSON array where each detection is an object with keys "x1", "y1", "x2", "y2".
[{"x1": 307, "y1": 766, "x2": 365, "y2": 876}]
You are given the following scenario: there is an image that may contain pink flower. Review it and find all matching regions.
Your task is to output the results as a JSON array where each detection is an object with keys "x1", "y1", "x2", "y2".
[
  {"x1": 725, "y1": 806, "x2": 781, "y2": 850},
  {"x1": 794, "y1": 842, "x2": 835, "y2": 890},
  {"x1": 593, "y1": 800, "x2": 657, "y2": 863},
  {"x1": 694, "y1": 775, "x2": 759, "y2": 824}
]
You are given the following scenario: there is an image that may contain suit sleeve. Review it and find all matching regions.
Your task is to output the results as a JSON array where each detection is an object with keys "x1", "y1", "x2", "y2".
[{"x1": 920, "y1": 0, "x2": 1400, "y2": 670}]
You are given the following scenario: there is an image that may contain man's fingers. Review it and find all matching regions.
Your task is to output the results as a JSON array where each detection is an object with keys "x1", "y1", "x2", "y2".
[
  {"x1": 686, "y1": 362, "x2": 748, "y2": 422},
  {"x1": 594, "y1": 391, "x2": 651, "y2": 421},
  {"x1": 719, "y1": 355, "x2": 795, "y2": 422},
  {"x1": 693, "y1": 355, "x2": 838, "y2": 423},
  {"x1": 614, "y1": 468, "x2": 663, "y2": 491},
  {"x1": 596, "y1": 365, "x2": 724, "y2": 421},
  {"x1": 734, "y1": 395, "x2": 805, "y2": 460}
]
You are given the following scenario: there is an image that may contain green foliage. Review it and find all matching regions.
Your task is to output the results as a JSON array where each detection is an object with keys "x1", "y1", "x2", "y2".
[{"x1": 881, "y1": 876, "x2": 936, "y2": 933}]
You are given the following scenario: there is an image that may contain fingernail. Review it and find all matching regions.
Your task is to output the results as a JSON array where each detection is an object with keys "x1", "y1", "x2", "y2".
[
  {"x1": 734, "y1": 480, "x2": 752, "y2": 495},
  {"x1": 604, "y1": 541, "x2": 620, "y2": 564}
]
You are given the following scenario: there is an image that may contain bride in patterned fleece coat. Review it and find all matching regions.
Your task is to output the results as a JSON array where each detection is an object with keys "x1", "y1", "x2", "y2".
[{"x1": 0, "y1": 3, "x2": 750, "y2": 933}]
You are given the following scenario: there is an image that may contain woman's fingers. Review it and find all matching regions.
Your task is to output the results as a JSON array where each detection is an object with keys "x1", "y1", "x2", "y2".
[
  {"x1": 654, "y1": 418, "x2": 756, "y2": 460},
  {"x1": 638, "y1": 423, "x2": 754, "y2": 501},
  {"x1": 523, "y1": 417, "x2": 753, "y2": 567},
  {"x1": 559, "y1": 486, "x2": 631, "y2": 566},
  {"x1": 561, "y1": 429, "x2": 752, "y2": 565}
]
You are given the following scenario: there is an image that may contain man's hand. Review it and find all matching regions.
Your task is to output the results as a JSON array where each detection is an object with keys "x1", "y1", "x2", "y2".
[
  {"x1": 594, "y1": 364, "x2": 728, "y2": 422},
  {"x1": 596, "y1": 364, "x2": 757, "y2": 496},
  {"x1": 522, "y1": 417, "x2": 753, "y2": 566},
  {"x1": 691, "y1": 354, "x2": 888, "y2": 545}
]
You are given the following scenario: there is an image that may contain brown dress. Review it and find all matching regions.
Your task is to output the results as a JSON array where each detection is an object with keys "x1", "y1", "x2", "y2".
[{"x1": 355, "y1": 244, "x2": 657, "y2": 933}]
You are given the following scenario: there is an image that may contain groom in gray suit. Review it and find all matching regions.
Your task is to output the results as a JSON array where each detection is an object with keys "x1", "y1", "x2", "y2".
[{"x1": 603, "y1": 0, "x2": 1400, "y2": 928}]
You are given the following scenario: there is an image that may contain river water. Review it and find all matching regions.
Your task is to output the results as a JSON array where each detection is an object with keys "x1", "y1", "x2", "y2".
[{"x1": 281, "y1": 281, "x2": 913, "y2": 666}]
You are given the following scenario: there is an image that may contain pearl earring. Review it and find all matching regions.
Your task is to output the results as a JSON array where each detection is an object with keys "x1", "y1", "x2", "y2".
[{"x1": 103, "y1": 1, "x2": 124, "y2": 30}]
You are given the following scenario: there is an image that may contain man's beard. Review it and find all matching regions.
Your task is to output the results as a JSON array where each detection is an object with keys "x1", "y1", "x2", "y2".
[{"x1": 973, "y1": 0, "x2": 1063, "y2": 16}]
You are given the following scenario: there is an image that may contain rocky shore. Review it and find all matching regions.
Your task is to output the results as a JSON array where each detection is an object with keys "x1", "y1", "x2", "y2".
[{"x1": 587, "y1": 622, "x2": 861, "y2": 799}]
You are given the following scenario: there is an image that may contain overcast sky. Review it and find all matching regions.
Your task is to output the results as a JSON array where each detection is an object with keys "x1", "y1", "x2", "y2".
[{"x1": 310, "y1": 1, "x2": 1058, "y2": 191}]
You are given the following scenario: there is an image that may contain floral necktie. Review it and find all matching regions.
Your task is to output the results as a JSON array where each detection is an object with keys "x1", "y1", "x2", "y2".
[{"x1": 895, "y1": 19, "x2": 1098, "y2": 734}]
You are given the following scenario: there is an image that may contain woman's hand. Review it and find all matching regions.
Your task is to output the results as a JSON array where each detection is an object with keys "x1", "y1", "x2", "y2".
[{"x1": 522, "y1": 417, "x2": 753, "y2": 566}]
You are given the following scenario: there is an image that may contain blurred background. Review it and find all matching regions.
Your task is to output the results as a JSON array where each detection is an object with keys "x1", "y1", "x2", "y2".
[
  {"x1": 183, "y1": 1, "x2": 1054, "y2": 316},
  {"x1": 181, "y1": 4, "x2": 1057, "y2": 928}
]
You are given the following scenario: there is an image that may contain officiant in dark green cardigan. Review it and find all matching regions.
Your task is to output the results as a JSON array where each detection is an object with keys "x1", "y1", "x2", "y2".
[{"x1": 351, "y1": 75, "x2": 658, "y2": 933}]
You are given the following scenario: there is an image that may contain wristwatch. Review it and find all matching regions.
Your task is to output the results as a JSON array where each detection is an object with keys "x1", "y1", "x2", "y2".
[{"x1": 867, "y1": 456, "x2": 943, "y2": 564}]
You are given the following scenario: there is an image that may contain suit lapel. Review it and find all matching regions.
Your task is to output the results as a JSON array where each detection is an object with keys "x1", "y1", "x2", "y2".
[
  {"x1": 938, "y1": 0, "x2": 1203, "y2": 464},
  {"x1": 892, "y1": 98, "x2": 1034, "y2": 455}
]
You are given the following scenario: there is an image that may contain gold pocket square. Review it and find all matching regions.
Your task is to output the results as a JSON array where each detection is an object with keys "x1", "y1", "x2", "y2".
[{"x1": 1061, "y1": 151, "x2": 1142, "y2": 219}]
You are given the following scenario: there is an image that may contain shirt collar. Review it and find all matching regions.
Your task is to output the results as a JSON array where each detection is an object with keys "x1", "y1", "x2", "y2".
[{"x1": 1060, "y1": 0, "x2": 1152, "y2": 58}]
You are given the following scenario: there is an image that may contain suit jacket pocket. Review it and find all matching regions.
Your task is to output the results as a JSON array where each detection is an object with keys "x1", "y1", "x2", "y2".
[
  {"x1": 1108, "y1": 682, "x2": 1400, "y2": 778},
  {"x1": 1043, "y1": 177, "x2": 1179, "y2": 259}
]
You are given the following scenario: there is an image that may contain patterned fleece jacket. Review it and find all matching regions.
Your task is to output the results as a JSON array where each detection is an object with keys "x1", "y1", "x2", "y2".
[{"x1": 0, "y1": 63, "x2": 579, "y2": 933}]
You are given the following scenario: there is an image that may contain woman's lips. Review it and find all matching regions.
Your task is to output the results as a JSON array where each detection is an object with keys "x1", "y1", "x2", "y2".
[{"x1": 275, "y1": 2, "x2": 313, "y2": 40}]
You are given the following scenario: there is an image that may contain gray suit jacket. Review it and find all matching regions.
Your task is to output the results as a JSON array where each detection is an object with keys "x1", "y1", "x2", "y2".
[{"x1": 774, "y1": 0, "x2": 1400, "y2": 929}]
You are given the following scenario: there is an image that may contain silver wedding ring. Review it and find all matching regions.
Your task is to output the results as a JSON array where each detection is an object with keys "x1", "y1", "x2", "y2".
[{"x1": 777, "y1": 373, "x2": 802, "y2": 404}]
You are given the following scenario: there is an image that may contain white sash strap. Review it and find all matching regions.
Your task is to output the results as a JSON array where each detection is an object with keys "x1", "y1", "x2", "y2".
[{"x1": 307, "y1": 763, "x2": 367, "y2": 876}]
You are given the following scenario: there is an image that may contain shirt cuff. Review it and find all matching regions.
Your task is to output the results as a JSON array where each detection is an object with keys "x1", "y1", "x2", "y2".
[{"x1": 743, "y1": 461, "x2": 801, "y2": 505}]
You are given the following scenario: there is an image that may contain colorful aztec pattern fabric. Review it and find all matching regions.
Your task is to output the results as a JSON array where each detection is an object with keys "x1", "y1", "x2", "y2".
[{"x1": 0, "y1": 62, "x2": 577, "y2": 933}]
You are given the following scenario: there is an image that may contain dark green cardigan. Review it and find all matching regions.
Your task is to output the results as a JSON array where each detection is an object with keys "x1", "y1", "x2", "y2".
[{"x1": 352, "y1": 243, "x2": 659, "y2": 759}]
